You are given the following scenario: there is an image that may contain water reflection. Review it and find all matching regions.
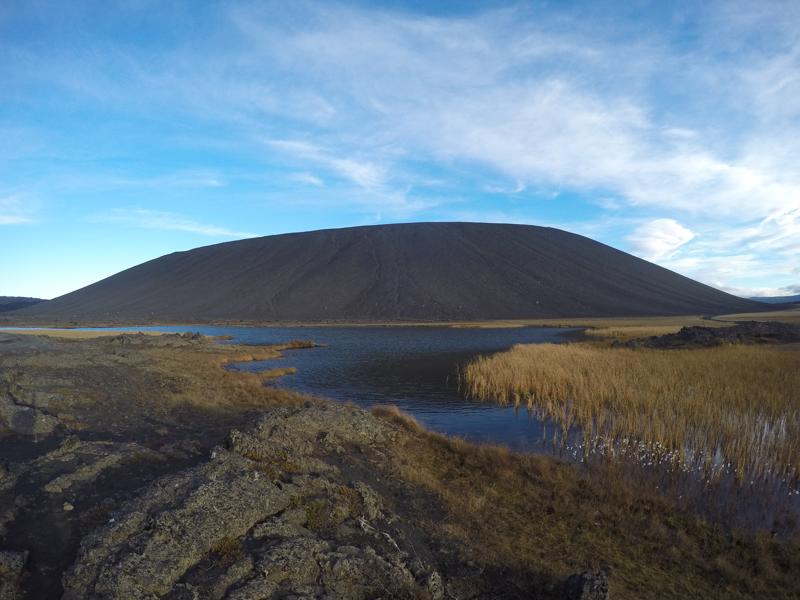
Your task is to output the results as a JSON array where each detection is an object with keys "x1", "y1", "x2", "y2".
[
  {"x1": 223, "y1": 325, "x2": 576, "y2": 452},
  {"x1": 6, "y1": 323, "x2": 797, "y2": 530}
]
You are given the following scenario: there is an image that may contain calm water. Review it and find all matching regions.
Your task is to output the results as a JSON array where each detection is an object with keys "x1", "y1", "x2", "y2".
[
  {"x1": 224, "y1": 326, "x2": 577, "y2": 451},
  {"x1": 3, "y1": 325, "x2": 575, "y2": 451},
  {"x1": 6, "y1": 324, "x2": 798, "y2": 529}
]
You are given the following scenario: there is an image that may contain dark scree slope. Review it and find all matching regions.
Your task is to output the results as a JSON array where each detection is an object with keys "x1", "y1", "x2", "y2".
[{"x1": 18, "y1": 222, "x2": 764, "y2": 322}]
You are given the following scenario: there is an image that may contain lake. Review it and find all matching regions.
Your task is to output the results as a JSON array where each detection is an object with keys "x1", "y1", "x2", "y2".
[
  {"x1": 224, "y1": 325, "x2": 578, "y2": 451},
  {"x1": 6, "y1": 324, "x2": 798, "y2": 529},
  {"x1": 3, "y1": 325, "x2": 576, "y2": 451}
]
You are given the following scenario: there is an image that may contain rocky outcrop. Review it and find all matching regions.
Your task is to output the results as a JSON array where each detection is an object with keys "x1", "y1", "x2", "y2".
[
  {"x1": 0, "y1": 364, "x2": 64, "y2": 437},
  {"x1": 0, "y1": 333, "x2": 610, "y2": 599},
  {"x1": 563, "y1": 570, "x2": 609, "y2": 600},
  {"x1": 105, "y1": 332, "x2": 205, "y2": 347},
  {"x1": 39, "y1": 440, "x2": 163, "y2": 495},
  {"x1": 0, "y1": 394, "x2": 62, "y2": 437},
  {"x1": 62, "y1": 403, "x2": 444, "y2": 599},
  {"x1": 0, "y1": 437, "x2": 175, "y2": 554},
  {"x1": 619, "y1": 321, "x2": 800, "y2": 349},
  {"x1": 0, "y1": 550, "x2": 28, "y2": 600}
]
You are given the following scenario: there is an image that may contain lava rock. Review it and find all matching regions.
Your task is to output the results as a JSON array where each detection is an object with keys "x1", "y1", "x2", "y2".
[
  {"x1": 0, "y1": 394, "x2": 61, "y2": 436},
  {"x1": 563, "y1": 570, "x2": 610, "y2": 600},
  {"x1": 0, "y1": 551, "x2": 29, "y2": 600},
  {"x1": 619, "y1": 321, "x2": 800, "y2": 349}
]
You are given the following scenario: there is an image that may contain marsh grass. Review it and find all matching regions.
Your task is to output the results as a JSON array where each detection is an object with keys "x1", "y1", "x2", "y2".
[
  {"x1": 138, "y1": 339, "x2": 320, "y2": 417},
  {"x1": 719, "y1": 307, "x2": 800, "y2": 324},
  {"x1": 372, "y1": 405, "x2": 800, "y2": 599},
  {"x1": 583, "y1": 325, "x2": 694, "y2": 340},
  {"x1": 461, "y1": 343, "x2": 800, "y2": 483}
]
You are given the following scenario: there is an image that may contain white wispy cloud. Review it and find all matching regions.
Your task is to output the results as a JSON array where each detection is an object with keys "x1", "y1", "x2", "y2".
[
  {"x1": 94, "y1": 209, "x2": 258, "y2": 238},
  {"x1": 288, "y1": 172, "x2": 324, "y2": 187},
  {"x1": 484, "y1": 181, "x2": 526, "y2": 195},
  {"x1": 219, "y1": 3, "x2": 798, "y2": 217},
  {"x1": 265, "y1": 138, "x2": 433, "y2": 217},
  {"x1": 266, "y1": 139, "x2": 387, "y2": 190},
  {"x1": 4, "y1": 1, "x2": 799, "y2": 295},
  {"x1": 652, "y1": 209, "x2": 800, "y2": 297},
  {"x1": 22, "y1": 2, "x2": 800, "y2": 222},
  {"x1": 58, "y1": 170, "x2": 226, "y2": 192},
  {"x1": 723, "y1": 284, "x2": 800, "y2": 299},
  {"x1": 0, "y1": 195, "x2": 35, "y2": 225},
  {"x1": 0, "y1": 215, "x2": 30, "y2": 225},
  {"x1": 627, "y1": 219, "x2": 696, "y2": 262}
]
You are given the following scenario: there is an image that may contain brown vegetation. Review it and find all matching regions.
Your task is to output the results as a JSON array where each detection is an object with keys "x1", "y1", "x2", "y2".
[
  {"x1": 0, "y1": 333, "x2": 317, "y2": 439},
  {"x1": 373, "y1": 406, "x2": 800, "y2": 600},
  {"x1": 460, "y1": 343, "x2": 800, "y2": 482},
  {"x1": 4, "y1": 331, "x2": 800, "y2": 598},
  {"x1": 141, "y1": 339, "x2": 317, "y2": 414},
  {"x1": 717, "y1": 307, "x2": 800, "y2": 324},
  {"x1": 209, "y1": 536, "x2": 245, "y2": 568},
  {"x1": 0, "y1": 328, "x2": 163, "y2": 338}
]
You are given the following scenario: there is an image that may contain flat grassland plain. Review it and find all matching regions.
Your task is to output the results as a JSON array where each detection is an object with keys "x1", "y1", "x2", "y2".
[{"x1": 1, "y1": 308, "x2": 799, "y2": 599}]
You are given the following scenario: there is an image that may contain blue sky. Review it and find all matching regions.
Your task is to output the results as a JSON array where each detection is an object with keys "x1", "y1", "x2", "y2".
[{"x1": 1, "y1": 0, "x2": 798, "y2": 299}]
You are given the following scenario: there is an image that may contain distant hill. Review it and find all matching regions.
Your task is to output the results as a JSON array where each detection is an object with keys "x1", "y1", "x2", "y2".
[
  {"x1": 0, "y1": 296, "x2": 44, "y2": 313},
  {"x1": 749, "y1": 294, "x2": 800, "y2": 305},
  {"x1": 16, "y1": 222, "x2": 766, "y2": 323}
]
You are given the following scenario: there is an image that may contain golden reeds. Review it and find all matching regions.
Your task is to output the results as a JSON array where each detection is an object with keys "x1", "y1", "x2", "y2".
[
  {"x1": 461, "y1": 343, "x2": 800, "y2": 481},
  {"x1": 373, "y1": 403, "x2": 800, "y2": 599}
]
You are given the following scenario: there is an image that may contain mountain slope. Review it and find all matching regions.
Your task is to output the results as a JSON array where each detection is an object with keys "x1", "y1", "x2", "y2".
[
  {"x1": 749, "y1": 294, "x2": 800, "y2": 305},
  {"x1": 17, "y1": 222, "x2": 765, "y2": 322},
  {"x1": 0, "y1": 297, "x2": 44, "y2": 313}
]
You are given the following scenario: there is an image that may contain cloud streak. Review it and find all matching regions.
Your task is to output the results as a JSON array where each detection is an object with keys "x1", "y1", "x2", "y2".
[
  {"x1": 266, "y1": 139, "x2": 387, "y2": 190},
  {"x1": 0, "y1": 195, "x2": 35, "y2": 225},
  {"x1": 218, "y1": 2, "x2": 800, "y2": 220},
  {"x1": 95, "y1": 209, "x2": 258, "y2": 239},
  {"x1": 3, "y1": 1, "x2": 799, "y2": 296},
  {"x1": 627, "y1": 219, "x2": 696, "y2": 262}
]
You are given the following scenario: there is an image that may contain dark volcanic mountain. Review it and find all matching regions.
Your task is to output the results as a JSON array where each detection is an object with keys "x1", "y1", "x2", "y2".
[
  {"x1": 0, "y1": 296, "x2": 44, "y2": 313},
  {"x1": 749, "y1": 294, "x2": 800, "y2": 305},
  {"x1": 17, "y1": 222, "x2": 765, "y2": 322}
]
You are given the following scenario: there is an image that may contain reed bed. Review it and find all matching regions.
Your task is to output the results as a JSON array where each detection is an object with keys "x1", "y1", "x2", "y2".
[
  {"x1": 583, "y1": 325, "x2": 690, "y2": 340},
  {"x1": 461, "y1": 343, "x2": 800, "y2": 482}
]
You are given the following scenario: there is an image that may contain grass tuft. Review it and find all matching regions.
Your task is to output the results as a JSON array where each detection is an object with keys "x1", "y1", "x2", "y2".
[
  {"x1": 371, "y1": 405, "x2": 425, "y2": 433},
  {"x1": 373, "y1": 404, "x2": 800, "y2": 600},
  {"x1": 209, "y1": 536, "x2": 244, "y2": 568},
  {"x1": 461, "y1": 343, "x2": 800, "y2": 482}
]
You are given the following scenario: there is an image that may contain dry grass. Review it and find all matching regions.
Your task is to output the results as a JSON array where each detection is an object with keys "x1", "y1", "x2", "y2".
[
  {"x1": 372, "y1": 406, "x2": 800, "y2": 600},
  {"x1": 0, "y1": 328, "x2": 163, "y2": 338},
  {"x1": 209, "y1": 536, "x2": 244, "y2": 568},
  {"x1": 371, "y1": 404, "x2": 426, "y2": 433},
  {"x1": 582, "y1": 317, "x2": 732, "y2": 341},
  {"x1": 352, "y1": 315, "x2": 724, "y2": 330},
  {"x1": 583, "y1": 325, "x2": 695, "y2": 340},
  {"x1": 143, "y1": 340, "x2": 317, "y2": 412},
  {"x1": 461, "y1": 343, "x2": 800, "y2": 481},
  {"x1": 0, "y1": 334, "x2": 318, "y2": 431},
  {"x1": 4, "y1": 307, "x2": 795, "y2": 335},
  {"x1": 717, "y1": 307, "x2": 800, "y2": 324}
]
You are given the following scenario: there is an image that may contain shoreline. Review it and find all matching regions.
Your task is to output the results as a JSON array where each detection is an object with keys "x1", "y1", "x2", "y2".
[
  {"x1": 2, "y1": 330, "x2": 798, "y2": 598},
  {"x1": 2, "y1": 307, "x2": 797, "y2": 345},
  {"x1": 0, "y1": 328, "x2": 165, "y2": 339},
  {"x1": 1, "y1": 304, "x2": 796, "y2": 331}
]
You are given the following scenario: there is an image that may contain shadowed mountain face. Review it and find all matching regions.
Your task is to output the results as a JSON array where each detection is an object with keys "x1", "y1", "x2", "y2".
[
  {"x1": 749, "y1": 294, "x2": 800, "y2": 305},
  {"x1": 17, "y1": 223, "x2": 764, "y2": 322},
  {"x1": 0, "y1": 296, "x2": 44, "y2": 313}
]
